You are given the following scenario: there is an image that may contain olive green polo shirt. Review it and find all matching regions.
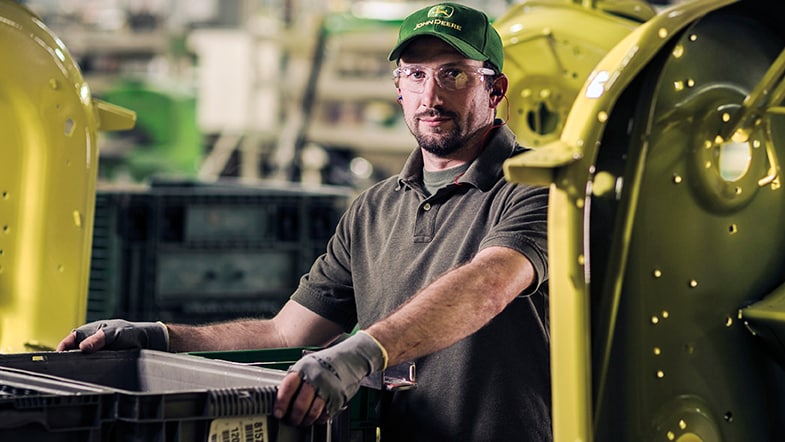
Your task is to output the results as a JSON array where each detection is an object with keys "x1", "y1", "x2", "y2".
[
  {"x1": 293, "y1": 123, "x2": 548, "y2": 330},
  {"x1": 291, "y1": 123, "x2": 551, "y2": 441}
]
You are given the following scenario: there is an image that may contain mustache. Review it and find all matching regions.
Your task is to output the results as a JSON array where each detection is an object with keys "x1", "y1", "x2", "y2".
[{"x1": 415, "y1": 108, "x2": 456, "y2": 119}]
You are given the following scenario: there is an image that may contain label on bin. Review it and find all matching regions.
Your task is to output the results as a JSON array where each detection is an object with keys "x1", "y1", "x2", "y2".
[{"x1": 208, "y1": 416, "x2": 269, "y2": 442}]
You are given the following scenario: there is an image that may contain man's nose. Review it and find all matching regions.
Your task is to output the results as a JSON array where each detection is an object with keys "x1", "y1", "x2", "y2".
[{"x1": 419, "y1": 75, "x2": 443, "y2": 106}]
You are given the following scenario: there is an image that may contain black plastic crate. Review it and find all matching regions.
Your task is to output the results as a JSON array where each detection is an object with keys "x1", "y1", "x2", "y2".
[
  {"x1": 87, "y1": 181, "x2": 351, "y2": 323},
  {"x1": 190, "y1": 348, "x2": 377, "y2": 442},
  {"x1": 0, "y1": 349, "x2": 339, "y2": 441},
  {"x1": 0, "y1": 366, "x2": 115, "y2": 441}
]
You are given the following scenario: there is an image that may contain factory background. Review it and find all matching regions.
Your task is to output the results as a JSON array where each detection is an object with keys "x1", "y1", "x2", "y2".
[{"x1": 4, "y1": 0, "x2": 785, "y2": 441}]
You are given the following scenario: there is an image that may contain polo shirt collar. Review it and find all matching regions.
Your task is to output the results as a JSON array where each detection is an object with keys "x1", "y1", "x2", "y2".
[{"x1": 397, "y1": 121, "x2": 519, "y2": 192}]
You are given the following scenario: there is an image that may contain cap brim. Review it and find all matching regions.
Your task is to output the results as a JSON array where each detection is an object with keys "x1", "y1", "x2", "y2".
[{"x1": 388, "y1": 32, "x2": 488, "y2": 64}]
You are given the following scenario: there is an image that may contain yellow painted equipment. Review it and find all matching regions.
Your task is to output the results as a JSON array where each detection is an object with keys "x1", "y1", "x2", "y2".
[
  {"x1": 0, "y1": 1, "x2": 135, "y2": 352},
  {"x1": 505, "y1": 0, "x2": 785, "y2": 440},
  {"x1": 494, "y1": 0, "x2": 655, "y2": 148}
]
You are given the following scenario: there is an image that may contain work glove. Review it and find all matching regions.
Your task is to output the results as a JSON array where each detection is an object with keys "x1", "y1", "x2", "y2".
[
  {"x1": 289, "y1": 331, "x2": 387, "y2": 416},
  {"x1": 73, "y1": 319, "x2": 169, "y2": 351}
]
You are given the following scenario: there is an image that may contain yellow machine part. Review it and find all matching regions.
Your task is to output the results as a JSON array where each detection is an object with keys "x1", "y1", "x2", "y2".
[
  {"x1": 494, "y1": 0, "x2": 655, "y2": 148},
  {"x1": 505, "y1": 0, "x2": 785, "y2": 440},
  {"x1": 0, "y1": 1, "x2": 135, "y2": 352}
]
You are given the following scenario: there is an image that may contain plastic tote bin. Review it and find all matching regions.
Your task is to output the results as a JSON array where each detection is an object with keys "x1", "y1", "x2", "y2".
[
  {"x1": 190, "y1": 347, "x2": 378, "y2": 442},
  {"x1": 0, "y1": 349, "x2": 336, "y2": 441},
  {"x1": 0, "y1": 365, "x2": 116, "y2": 441}
]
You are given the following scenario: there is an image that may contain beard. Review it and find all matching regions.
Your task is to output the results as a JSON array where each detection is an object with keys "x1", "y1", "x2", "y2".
[{"x1": 411, "y1": 108, "x2": 464, "y2": 157}]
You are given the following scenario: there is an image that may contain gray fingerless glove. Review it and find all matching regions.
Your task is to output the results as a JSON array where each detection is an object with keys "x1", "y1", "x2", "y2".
[
  {"x1": 74, "y1": 319, "x2": 169, "y2": 351},
  {"x1": 289, "y1": 331, "x2": 387, "y2": 416}
]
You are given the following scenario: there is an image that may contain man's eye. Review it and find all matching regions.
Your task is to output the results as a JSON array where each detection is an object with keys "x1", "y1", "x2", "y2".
[
  {"x1": 408, "y1": 70, "x2": 427, "y2": 80},
  {"x1": 442, "y1": 69, "x2": 467, "y2": 81},
  {"x1": 442, "y1": 69, "x2": 467, "y2": 80}
]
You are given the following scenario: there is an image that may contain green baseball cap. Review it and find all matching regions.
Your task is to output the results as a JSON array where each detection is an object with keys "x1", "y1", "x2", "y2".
[{"x1": 388, "y1": 2, "x2": 503, "y2": 71}]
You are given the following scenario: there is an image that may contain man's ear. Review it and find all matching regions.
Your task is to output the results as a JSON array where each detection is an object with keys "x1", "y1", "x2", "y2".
[{"x1": 489, "y1": 75, "x2": 508, "y2": 107}]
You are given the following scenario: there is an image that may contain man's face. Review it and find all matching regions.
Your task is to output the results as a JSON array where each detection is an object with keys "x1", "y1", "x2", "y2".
[{"x1": 396, "y1": 37, "x2": 497, "y2": 158}]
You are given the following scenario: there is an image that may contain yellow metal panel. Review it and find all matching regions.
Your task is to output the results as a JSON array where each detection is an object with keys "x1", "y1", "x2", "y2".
[
  {"x1": 503, "y1": 1, "x2": 740, "y2": 441},
  {"x1": 495, "y1": 0, "x2": 653, "y2": 148},
  {"x1": 0, "y1": 1, "x2": 134, "y2": 352}
]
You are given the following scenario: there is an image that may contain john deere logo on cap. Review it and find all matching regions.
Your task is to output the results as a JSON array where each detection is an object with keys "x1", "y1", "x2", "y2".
[
  {"x1": 427, "y1": 5, "x2": 454, "y2": 18},
  {"x1": 415, "y1": 4, "x2": 461, "y2": 31}
]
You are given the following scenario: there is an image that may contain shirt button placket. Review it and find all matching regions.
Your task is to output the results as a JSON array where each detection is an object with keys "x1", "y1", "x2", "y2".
[{"x1": 413, "y1": 201, "x2": 436, "y2": 241}]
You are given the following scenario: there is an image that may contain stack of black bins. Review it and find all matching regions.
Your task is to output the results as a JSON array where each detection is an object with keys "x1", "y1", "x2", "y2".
[
  {"x1": 0, "y1": 349, "x2": 344, "y2": 441},
  {"x1": 87, "y1": 180, "x2": 351, "y2": 324}
]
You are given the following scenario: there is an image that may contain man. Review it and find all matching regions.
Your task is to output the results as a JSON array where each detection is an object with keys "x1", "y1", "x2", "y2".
[{"x1": 58, "y1": 3, "x2": 552, "y2": 440}]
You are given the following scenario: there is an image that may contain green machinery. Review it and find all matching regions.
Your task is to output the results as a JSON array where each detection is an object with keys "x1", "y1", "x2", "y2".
[
  {"x1": 503, "y1": 0, "x2": 785, "y2": 440},
  {"x1": 0, "y1": 0, "x2": 135, "y2": 352}
]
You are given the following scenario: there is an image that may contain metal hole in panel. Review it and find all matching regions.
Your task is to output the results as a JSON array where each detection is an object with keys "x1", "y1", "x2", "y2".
[{"x1": 718, "y1": 141, "x2": 752, "y2": 181}]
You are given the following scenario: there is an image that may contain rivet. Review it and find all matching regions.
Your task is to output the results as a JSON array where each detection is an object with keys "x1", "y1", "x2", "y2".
[
  {"x1": 651, "y1": 316, "x2": 660, "y2": 325},
  {"x1": 653, "y1": 269, "x2": 662, "y2": 278},
  {"x1": 673, "y1": 175, "x2": 683, "y2": 184},
  {"x1": 689, "y1": 279, "x2": 698, "y2": 288},
  {"x1": 662, "y1": 310, "x2": 669, "y2": 319},
  {"x1": 658, "y1": 28, "x2": 668, "y2": 39},
  {"x1": 597, "y1": 111, "x2": 608, "y2": 123},
  {"x1": 672, "y1": 45, "x2": 684, "y2": 58},
  {"x1": 656, "y1": 370, "x2": 665, "y2": 379},
  {"x1": 722, "y1": 112, "x2": 731, "y2": 122},
  {"x1": 689, "y1": 34, "x2": 698, "y2": 42},
  {"x1": 653, "y1": 347, "x2": 662, "y2": 356},
  {"x1": 679, "y1": 419, "x2": 687, "y2": 430},
  {"x1": 729, "y1": 224, "x2": 738, "y2": 234},
  {"x1": 673, "y1": 80, "x2": 684, "y2": 92}
]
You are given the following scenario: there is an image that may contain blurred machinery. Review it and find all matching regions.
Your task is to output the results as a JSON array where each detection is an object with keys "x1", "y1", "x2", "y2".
[
  {"x1": 98, "y1": 80, "x2": 202, "y2": 182},
  {"x1": 0, "y1": 0, "x2": 135, "y2": 352},
  {"x1": 504, "y1": 0, "x2": 785, "y2": 440}
]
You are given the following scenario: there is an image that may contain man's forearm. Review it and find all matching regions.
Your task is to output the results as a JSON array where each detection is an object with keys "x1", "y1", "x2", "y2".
[
  {"x1": 166, "y1": 300, "x2": 347, "y2": 353},
  {"x1": 167, "y1": 319, "x2": 285, "y2": 352},
  {"x1": 366, "y1": 246, "x2": 536, "y2": 366}
]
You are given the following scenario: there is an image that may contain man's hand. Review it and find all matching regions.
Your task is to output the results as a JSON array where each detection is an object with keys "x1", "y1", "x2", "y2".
[
  {"x1": 56, "y1": 319, "x2": 169, "y2": 352},
  {"x1": 274, "y1": 331, "x2": 387, "y2": 425}
]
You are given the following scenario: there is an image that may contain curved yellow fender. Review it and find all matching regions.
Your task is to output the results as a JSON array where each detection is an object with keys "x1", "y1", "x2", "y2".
[{"x1": 0, "y1": 1, "x2": 135, "y2": 352}]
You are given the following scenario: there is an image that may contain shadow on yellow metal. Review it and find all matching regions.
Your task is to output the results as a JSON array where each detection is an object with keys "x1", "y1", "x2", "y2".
[
  {"x1": 0, "y1": 1, "x2": 135, "y2": 352},
  {"x1": 504, "y1": 0, "x2": 785, "y2": 440},
  {"x1": 494, "y1": 0, "x2": 655, "y2": 148}
]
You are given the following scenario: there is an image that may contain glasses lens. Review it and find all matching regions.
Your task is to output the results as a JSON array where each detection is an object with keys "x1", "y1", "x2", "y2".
[
  {"x1": 439, "y1": 67, "x2": 473, "y2": 91},
  {"x1": 394, "y1": 66, "x2": 486, "y2": 93}
]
